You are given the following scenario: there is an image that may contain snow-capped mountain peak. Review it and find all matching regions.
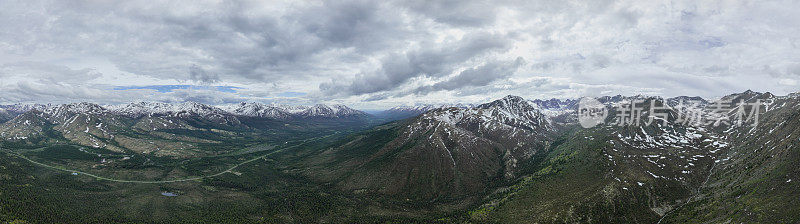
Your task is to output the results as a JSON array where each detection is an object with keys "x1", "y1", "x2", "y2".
[
  {"x1": 0, "y1": 103, "x2": 49, "y2": 114},
  {"x1": 107, "y1": 102, "x2": 173, "y2": 118},
  {"x1": 42, "y1": 102, "x2": 108, "y2": 121},
  {"x1": 225, "y1": 102, "x2": 293, "y2": 119},
  {"x1": 477, "y1": 95, "x2": 550, "y2": 128},
  {"x1": 224, "y1": 102, "x2": 367, "y2": 119}
]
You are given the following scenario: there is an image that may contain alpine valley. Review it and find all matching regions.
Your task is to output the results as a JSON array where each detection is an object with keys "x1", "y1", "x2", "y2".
[{"x1": 1, "y1": 91, "x2": 798, "y2": 223}]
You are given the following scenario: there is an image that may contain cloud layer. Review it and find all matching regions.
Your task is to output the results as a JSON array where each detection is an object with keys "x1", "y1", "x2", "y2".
[{"x1": 1, "y1": 0, "x2": 798, "y2": 108}]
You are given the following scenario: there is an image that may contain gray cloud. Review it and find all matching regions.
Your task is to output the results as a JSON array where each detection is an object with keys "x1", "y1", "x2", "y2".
[
  {"x1": 0, "y1": 62, "x2": 102, "y2": 83},
  {"x1": 320, "y1": 32, "x2": 512, "y2": 96},
  {"x1": 188, "y1": 64, "x2": 220, "y2": 84},
  {"x1": 413, "y1": 57, "x2": 525, "y2": 95},
  {"x1": 0, "y1": 0, "x2": 410, "y2": 83},
  {"x1": 399, "y1": 0, "x2": 499, "y2": 27},
  {"x1": 0, "y1": 0, "x2": 798, "y2": 108}
]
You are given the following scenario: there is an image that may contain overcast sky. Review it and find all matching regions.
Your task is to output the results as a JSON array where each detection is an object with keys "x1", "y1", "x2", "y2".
[{"x1": 1, "y1": 0, "x2": 798, "y2": 109}]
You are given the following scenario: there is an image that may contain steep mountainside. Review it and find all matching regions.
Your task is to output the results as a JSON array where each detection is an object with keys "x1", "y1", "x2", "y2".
[
  {"x1": 466, "y1": 91, "x2": 799, "y2": 223},
  {"x1": 298, "y1": 96, "x2": 556, "y2": 202},
  {"x1": 380, "y1": 105, "x2": 438, "y2": 119},
  {"x1": 470, "y1": 96, "x2": 727, "y2": 222},
  {"x1": 1, "y1": 103, "x2": 133, "y2": 152},
  {"x1": 0, "y1": 104, "x2": 48, "y2": 124},
  {"x1": 374, "y1": 104, "x2": 474, "y2": 121},
  {"x1": 0, "y1": 108, "x2": 12, "y2": 123},
  {"x1": 663, "y1": 92, "x2": 800, "y2": 223}
]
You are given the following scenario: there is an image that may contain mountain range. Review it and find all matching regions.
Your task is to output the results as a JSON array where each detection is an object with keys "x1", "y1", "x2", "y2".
[{"x1": 0, "y1": 91, "x2": 797, "y2": 223}]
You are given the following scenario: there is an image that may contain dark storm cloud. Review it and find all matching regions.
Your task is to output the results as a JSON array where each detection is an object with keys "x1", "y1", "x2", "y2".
[
  {"x1": 412, "y1": 57, "x2": 525, "y2": 95},
  {"x1": 320, "y1": 32, "x2": 513, "y2": 96}
]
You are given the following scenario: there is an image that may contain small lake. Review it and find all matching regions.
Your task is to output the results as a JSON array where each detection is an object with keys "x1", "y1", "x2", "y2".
[{"x1": 161, "y1": 192, "x2": 179, "y2": 197}]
